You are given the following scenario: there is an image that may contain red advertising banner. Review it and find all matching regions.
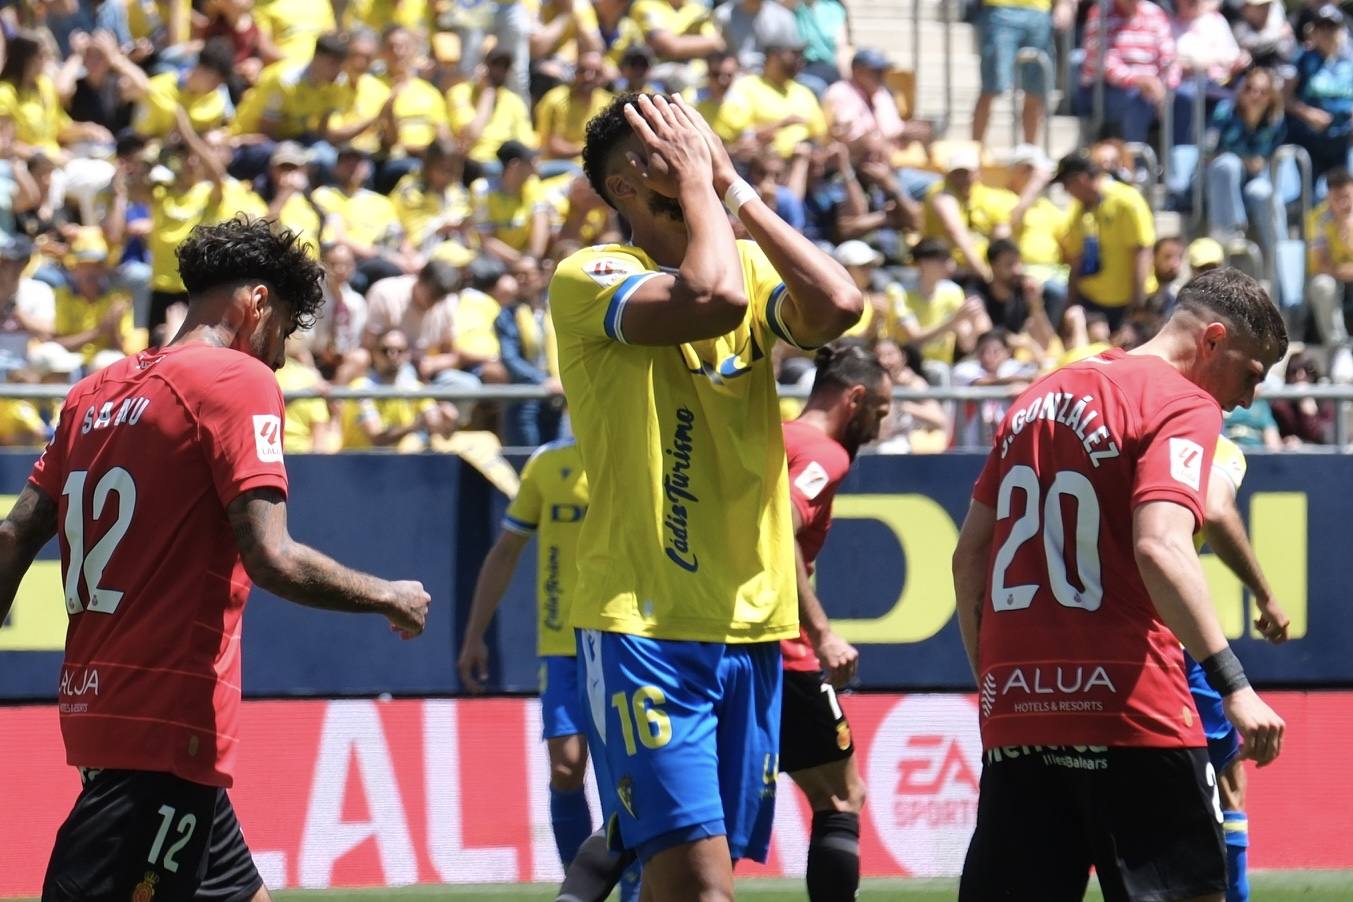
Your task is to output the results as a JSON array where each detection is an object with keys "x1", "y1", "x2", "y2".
[{"x1": 2, "y1": 692, "x2": 1350, "y2": 896}]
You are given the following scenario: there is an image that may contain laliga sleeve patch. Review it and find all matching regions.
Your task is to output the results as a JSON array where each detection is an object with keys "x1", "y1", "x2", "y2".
[
  {"x1": 582, "y1": 256, "x2": 638, "y2": 287},
  {"x1": 794, "y1": 461, "x2": 830, "y2": 500},
  {"x1": 1168, "y1": 437, "x2": 1203, "y2": 490},
  {"x1": 253, "y1": 414, "x2": 283, "y2": 463}
]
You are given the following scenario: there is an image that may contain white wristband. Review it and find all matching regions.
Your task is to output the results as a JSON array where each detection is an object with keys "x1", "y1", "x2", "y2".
[{"x1": 723, "y1": 178, "x2": 758, "y2": 220}]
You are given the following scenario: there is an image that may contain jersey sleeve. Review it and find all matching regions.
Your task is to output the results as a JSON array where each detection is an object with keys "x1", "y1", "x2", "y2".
[
  {"x1": 548, "y1": 248, "x2": 662, "y2": 344},
  {"x1": 972, "y1": 443, "x2": 1001, "y2": 507},
  {"x1": 503, "y1": 451, "x2": 544, "y2": 535},
  {"x1": 28, "y1": 400, "x2": 71, "y2": 500},
  {"x1": 196, "y1": 357, "x2": 290, "y2": 507},
  {"x1": 1132, "y1": 393, "x2": 1222, "y2": 529},
  {"x1": 740, "y1": 240, "x2": 818, "y2": 351}
]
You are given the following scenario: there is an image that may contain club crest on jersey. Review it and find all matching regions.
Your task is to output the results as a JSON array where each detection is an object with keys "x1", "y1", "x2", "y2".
[
  {"x1": 582, "y1": 256, "x2": 637, "y2": 287},
  {"x1": 1169, "y1": 437, "x2": 1203, "y2": 490},
  {"x1": 253, "y1": 414, "x2": 283, "y2": 463},
  {"x1": 132, "y1": 871, "x2": 158, "y2": 902}
]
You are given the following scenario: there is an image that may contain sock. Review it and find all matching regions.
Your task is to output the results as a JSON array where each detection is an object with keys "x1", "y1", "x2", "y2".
[
  {"x1": 550, "y1": 785, "x2": 593, "y2": 868},
  {"x1": 617, "y1": 861, "x2": 642, "y2": 902},
  {"x1": 806, "y1": 811, "x2": 860, "y2": 902},
  {"x1": 1223, "y1": 809, "x2": 1249, "y2": 902},
  {"x1": 556, "y1": 827, "x2": 637, "y2": 902}
]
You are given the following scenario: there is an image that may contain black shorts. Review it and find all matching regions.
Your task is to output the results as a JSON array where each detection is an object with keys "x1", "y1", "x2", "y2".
[
  {"x1": 778, "y1": 669, "x2": 854, "y2": 774},
  {"x1": 43, "y1": 769, "x2": 263, "y2": 902},
  {"x1": 959, "y1": 746, "x2": 1225, "y2": 902}
]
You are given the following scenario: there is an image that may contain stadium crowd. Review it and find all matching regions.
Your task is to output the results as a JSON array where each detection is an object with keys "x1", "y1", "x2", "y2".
[{"x1": 0, "y1": 0, "x2": 1342, "y2": 454}]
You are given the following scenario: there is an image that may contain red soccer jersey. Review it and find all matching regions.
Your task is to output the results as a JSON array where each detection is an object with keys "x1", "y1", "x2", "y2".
[
  {"x1": 30, "y1": 345, "x2": 288, "y2": 787},
  {"x1": 780, "y1": 419, "x2": 852, "y2": 673},
  {"x1": 970, "y1": 349, "x2": 1220, "y2": 750}
]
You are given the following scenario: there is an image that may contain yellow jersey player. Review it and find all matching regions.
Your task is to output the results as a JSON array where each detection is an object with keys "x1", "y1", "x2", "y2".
[
  {"x1": 457, "y1": 439, "x2": 596, "y2": 871},
  {"x1": 550, "y1": 92, "x2": 861, "y2": 900},
  {"x1": 1187, "y1": 434, "x2": 1291, "y2": 902}
]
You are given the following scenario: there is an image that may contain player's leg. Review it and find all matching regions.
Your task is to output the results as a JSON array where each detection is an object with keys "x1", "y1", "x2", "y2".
[
  {"x1": 1085, "y1": 747, "x2": 1226, "y2": 902},
  {"x1": 781, "y1": 670, "x2": 865, "y2": 902},
  {"x1": 1218, "y1": 758, "x2": 1249, "y2": 902},
  {"x1": 578, "y1": 628, "x2": 732, "y2": 901},
  {"x1": 542, "y1": 655, "x2": 594, "y2": 867},
  {"x1": 958, "y1": 748, "x2": 1092, "y2": 901},
  {"x1": 43, "y1": 769, "x2": 220, "y2": 902}
]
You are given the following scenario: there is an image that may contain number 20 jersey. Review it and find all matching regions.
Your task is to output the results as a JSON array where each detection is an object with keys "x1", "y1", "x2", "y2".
[
  {"x1": 29, "y1": 346, "x2": 289, "y2": 788},
  {"x1": 970, "y1": 349, "x2": 1221, "y2": 750}
]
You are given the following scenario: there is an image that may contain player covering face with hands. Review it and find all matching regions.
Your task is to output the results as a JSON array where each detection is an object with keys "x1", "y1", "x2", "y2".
[{"x1": 3, "y1": 216, "x2": 430, "y2": 902}]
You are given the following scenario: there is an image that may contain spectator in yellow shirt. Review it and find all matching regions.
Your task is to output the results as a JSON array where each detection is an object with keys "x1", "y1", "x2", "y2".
[
  {"x1": 1054, "y1": 151, "x2": 1156, "y2": 331},
  {"x1": 128, "y1": 37, "x2": 235, "y2": 139},
  {"x1": 0, "y1": 31, "x2": 109, "y2": 161},
  {"x1": 883, "y1": 238, "x2": 989, "y2": 369},
  {"x1": 447, "y1": 47, "x2": 536, "y2": 170},
  {"x1": 535, "y1": 52, "x2": 612, "y2": 176},
  {"x1": 727, "y1": 40, "x2": 828, "y2": 158},
  {"x1": 260, "y1": 141, "x2": 324, "y2": 256},
  {"x1": 375, "y1": 24, "x2": 451, "y2": 186},
  {"x1": 691, "y1": 52, "x2": 753, "y2": 148},
  {"x1": 313, "y1": 145, "x2": 412, "y2": 290},
  {"x1": 531, "y1": 0, "x2": 605, "y2": 73},
  {"x1": 476, "y1": 141, "x2": 552, "y2": 265},
  {"x1": 390, "y1": 137, "x2": 475, "y2": 253},
  {"x1": 1307, "y1": 168, "x2": 1353, "y2": 346},
  {"x1": 253, "y1": 0, "x2": 337, "y2": 63},
  {"x1": 325, "y1": 29, "x2": 394, "y2": 156},
  {"x1": 631, "y1": 0, "x2": 725, "y2": 91},
  {"x1": 921, "y1": 145, "x2": 1018, "y2": 284},
  {"x1": 52, "y1": 229, "x2": 132, "y2": 367},
  {"x1": 342, "y1": 327, "x2": 457, "y2": 450},
  {"x1": 595, "y1": 0, "x2": 647, "y2": 76},
  {"x1": 277, "y1": 338, "x2": 340, "y2": 453}
]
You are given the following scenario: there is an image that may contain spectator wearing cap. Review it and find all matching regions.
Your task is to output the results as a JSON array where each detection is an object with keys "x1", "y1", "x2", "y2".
[
  {"x1": 309, "y1": 242, "x2": 370, "y2": 386},
  {"x1": 1076, "y1": 0, "x2": 1178, "y2": 143},
  {"x1": 1055, "y1": 152, "x2": 1156, "y2": 332},
  {"x1": 373, "y1": 25, "x2": 451, "y2": 189},
  {"x1": 313, "y1": 146, "x2": 412, "y2": 290},
  {"x1": 1286, "y1": 5, "x2": 1353, "y2": 188},
  {"x1": 971, "y1": 0, "x2": 1071, "y2": 146},
  {"x1": 824, "y1": 50, "x2": 931, "y2": 160},
  {"x1": 0, "y1": 235, "x2": 55, "y2": 375},
  {"x1": 390, "y1": 137, "x2": 475, "y2": 255},
  {"x1": 1186, "y1": 236, "x2": 1224, "y2": 275},
  {"x1": 0, "y1": 30, "x2": 112, "y2": 163},
  {"x1": 447, "y1": 47, "x2": 536, "y2": 172},
  {"x1": 1306, "y1": 168, "x2": 1353, "y2": 346},
  {"x1": 691, "y1": 52, "x2": 754, "y2": 149},
  {"x1": 881, "y1": 237, "x2": 988, "y2": 371},
  {"x1": 630, "y1": 0, "x2": 726, "y2": 92},
  {"x1": 530, "y1": 0, "x2": 605, "y2": 74},
  {"x1": 474, "y1": 141, "x2": 553, "y2": 265},
  {"x1": 52, "y1": 228, "x2": 133, "y2": 368},
  {"x1": 727, "y1": 38, "x2": 827, "y2": 158},
  {"x1": 364, "y1": 260, "x2": 463, "y2": 383},
  {"x1": 1233, "y1": 0, "x2": 1295, "y2": 71},
  {"x1": 253, "y1": 0, "x2": 339, "y2": 65},
  {"x1": 920, "y1": 145, "x2": 1018, "y2": 285},
  {"x1": 259, "y1": 141, "x2": 323, "y2": 255},
  {"x1": 830, "y1": 240, "x2": 886, "y2": 336},
  {"x1": 535, "y1": 52, "x2": 613, "y2": 175},
  {"x1": 54, "y1": 31, "x2": 141, "y2": 140},
  {"x1": 781, "y1": 0, "x2": 852, "y2": 92},
  {"x1": 343, "y1": 326, "x2": 458, "y2": 451},
  {"x1": 714, "y1": 0, "x2": 801, "y2": 75},
  {"x1": 126, "y1": 36, "x2": 234, "y2": 139}
]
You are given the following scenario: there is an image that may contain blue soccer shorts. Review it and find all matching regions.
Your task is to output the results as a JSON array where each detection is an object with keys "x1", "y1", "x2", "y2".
[
  {"x1": 576, "y1": 628, "x2": 783, "y2": 865},
  {"x1": 540, "y1": 655, "x2": 586, "y2": 740},
  {"x1": 1185, "y1": 651, "x2": 1243, "y2": 773}
]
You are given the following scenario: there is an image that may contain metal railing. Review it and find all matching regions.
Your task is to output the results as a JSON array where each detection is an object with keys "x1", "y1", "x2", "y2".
[
  {"x1": 1125, "y1": 142, "x2": 1160, "y2": 209},
  {"x1": 1012, "y1": 47, "x2": 1056, "y2": 155},
  {"x1": 1269, "y1": 144, "x2": 1315, "y2": 299},
  {"x1": 1189, "y1": 69, "x2": 1208, "y2": 235},
  {"x1": 1091, "y1": 0, "x2": 1110, "y2": 138}
]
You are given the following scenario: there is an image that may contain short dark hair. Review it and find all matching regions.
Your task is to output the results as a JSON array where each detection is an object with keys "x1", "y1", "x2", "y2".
[
  {"x1": 1154, "y1": 236, "x2": 1183, "y2": 252},
  {"x1": 1174, "y1": 267, "x2": 1288, "y2": 358},
  {"x1": 976, "y1": 328, "x2": 1009, "y2": 350},
  {"x1": 810, "y1": 341, "x2": 888, "y2": 398},
  {"x1": 1327, "y1": 167, "x2": 1353, "y2": 190},
  {"x1": 986, "y1": 237, "x2": 1020, "y2": 265},
  {"x1": 583, "y1": 91, "x2": 651, "y2": 208},
  {"x1": 910, "y1": 237, "x2": 950, "y2": 263},
  {"x1": 197, "y1": 37, "x2": 236, "y2": 80},
  {"x1": 177, "y1": 216, "x2": 325, "y2": 330},
  {"x1": 314, "y1": 32, "x2": 350, "y2": 60},
  {"x1": 417, "y1": 259, "x2": 461, "y2": 296}
]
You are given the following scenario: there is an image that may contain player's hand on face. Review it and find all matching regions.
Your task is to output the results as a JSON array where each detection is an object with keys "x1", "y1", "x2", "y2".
[
  {"x1": 623, "y1": 94, "x2": 713, "y2": 198},
  {"x1": 1254, "y1": 597, "x2": 1291, "y2": 644},
  {"x1": 386, "y1": 579, "x2": 430, "y2": 639},
  {"x1": 457, "y1": 635, "x2": 490, "y2": 692},
  {"x1": 668, "y1": 94, "x2": 739, "y2": 192},
  {"x1": 1223, "y1": 687, "x2": 1285, "y2": 767},
  {"x1": 815, "y1": 629, "x2": 860, "y2": 689}
]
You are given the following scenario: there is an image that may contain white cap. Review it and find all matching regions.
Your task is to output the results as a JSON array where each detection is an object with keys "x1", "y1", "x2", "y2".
[
  {"x1": 833, "y1": 240, "x2": 883, "y2": 267},
  {"x1": 1007, "y1": 143, "x2": 1051, "y2": 171},
  {"x1": 28, "y1": 342, "x2": 84, "y2": 377},
  {"x1": 945, "y1": 146, "x2": 981, "y2": 173}
]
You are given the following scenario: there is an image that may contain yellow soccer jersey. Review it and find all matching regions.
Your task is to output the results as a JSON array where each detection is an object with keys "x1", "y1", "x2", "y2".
[
  {"x1": 233, "y1": 62, "x2": 352, "y2": 139},
  {"x1": 1062, "y1": 178, "x2": 1157, "y2": 308},
  {"x1": 54, "y1": 287, "x2": 134, "y2": 364},
  {"x1": 447, "y1": 82, "x2": 536, "y2": 165},
  {"x1": 0, "y1": 76, "x2": 69, "y2": 155},
  {"x1": 379, "y1": 76, "x2": 448, "y2": 152},
  {"x1": 134, "y1": 71, "x2": 229, "y2": 138},
  {"x1": 1194, "y1": 436, "x2": 1246, "y2": 555},
  {"x1": 549, "y1": 240, "x2": 801, "y2": 644},
  {"x1": 503, "y1": 439, "x2": 590, "y2": 656},
  {"x1": 254, "y1": 0, "x2": 337, "y2": 62},
  {"x1": 921, "y1": 181, "x2": 1019, "y2": 271},
  {"x1": 312, "y1": 186, "x2": 403, "y2": 250}
]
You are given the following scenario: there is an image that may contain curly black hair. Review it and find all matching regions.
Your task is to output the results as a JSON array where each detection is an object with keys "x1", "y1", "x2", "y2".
[
  {"x1": 176, "y1": 215, "x2": 325, "y2": 331},
  {"x1": 582, "y1": 91, "x2": 653, "y2": 208}
]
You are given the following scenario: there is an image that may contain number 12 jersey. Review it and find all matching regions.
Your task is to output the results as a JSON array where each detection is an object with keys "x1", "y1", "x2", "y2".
[
  {"x1": 30, "y1": 346, "x2": 289, "y2": 788},
  {"x1": 970, "y1": 349, "x2": 1221, "y2": 750}
]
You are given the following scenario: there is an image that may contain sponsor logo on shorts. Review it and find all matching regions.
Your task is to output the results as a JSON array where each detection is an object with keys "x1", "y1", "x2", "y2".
[
  {"x1": 985, "y1": 744, "x2": 1109, "y2": 770},
  {"x1": 132, "y1": 871, "x2": 158, "y2": 902},
  {"x1": 617, "y1": 775, "x2": 636, "y2": 819},
  {"x1": 836, "y1": 722, "x2": 852, "y2": 751},
  {"x1": 867, "y1": 696, "x2": 982, "y2": 877}
]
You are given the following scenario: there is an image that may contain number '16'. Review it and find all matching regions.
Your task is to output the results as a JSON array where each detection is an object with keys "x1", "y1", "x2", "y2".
[{"x1": 611, "y1": 687, "x2": 672, "y2": 755}]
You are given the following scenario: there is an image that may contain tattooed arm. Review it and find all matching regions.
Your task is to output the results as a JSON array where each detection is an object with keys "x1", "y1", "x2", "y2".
[
  {"x1": 227, "y1": 488, "x2": 430, "y2": 635},
  {"x1": 0, "y1": 485, "x2": 58, "y2": 625}
]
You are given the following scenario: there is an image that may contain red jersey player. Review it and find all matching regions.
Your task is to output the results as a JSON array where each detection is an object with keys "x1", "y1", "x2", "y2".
[
  {"x1": 0, "y1": 218, "x2": 430, "y2": 902},
  {"x1": 952, "y1": 268, "x2": 1288, "y2": 901},
  {"x1": 778, "y1": 344, "x2": 891, "y2": 902}
]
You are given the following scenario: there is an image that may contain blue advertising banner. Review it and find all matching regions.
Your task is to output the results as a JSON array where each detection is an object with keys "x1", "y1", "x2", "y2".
[{"x1": 0, "y1": 450, "x2": 1346, "y2": 700}]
